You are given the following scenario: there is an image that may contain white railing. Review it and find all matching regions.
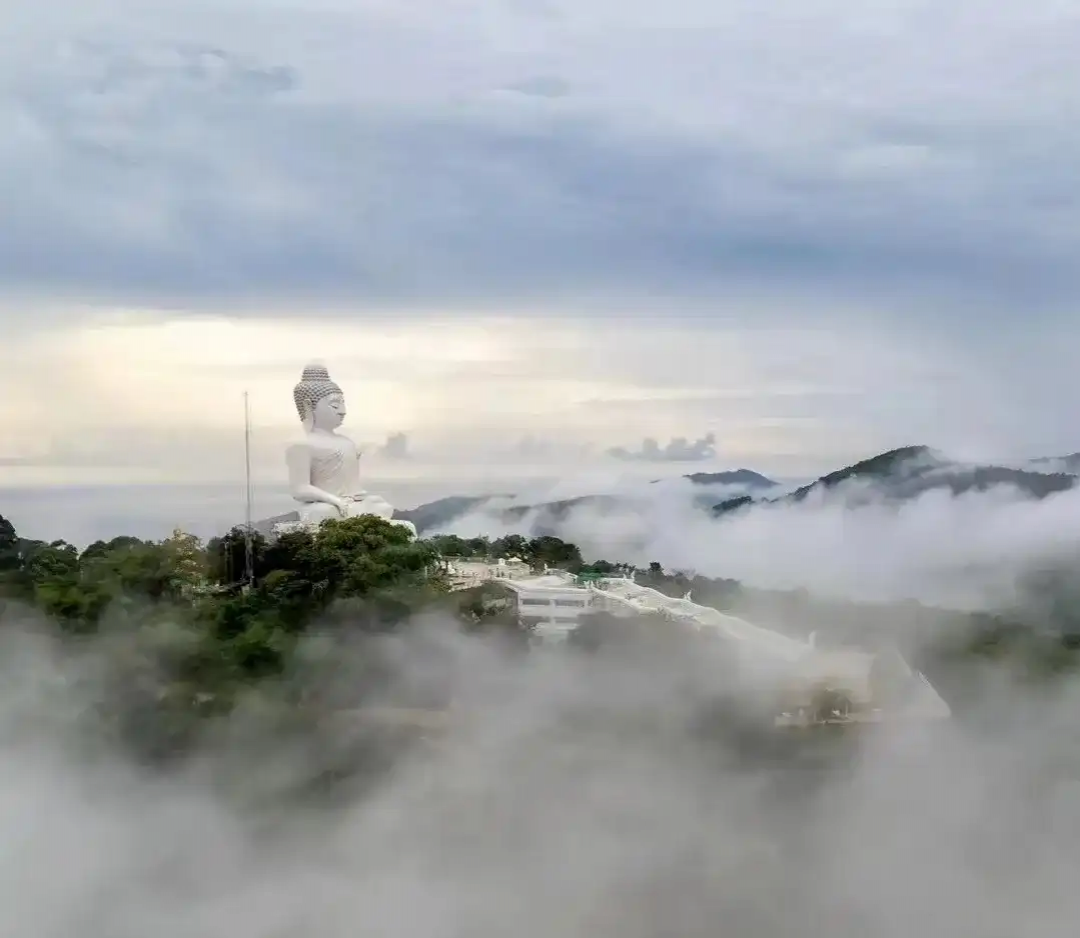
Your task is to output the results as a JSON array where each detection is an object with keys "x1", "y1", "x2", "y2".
[
  {"x1": 452, "y1": 564, "x2": 949, "y2": 718},
  {"x1": 587, "y1": 577, "x2": 812, "y2": 663}
]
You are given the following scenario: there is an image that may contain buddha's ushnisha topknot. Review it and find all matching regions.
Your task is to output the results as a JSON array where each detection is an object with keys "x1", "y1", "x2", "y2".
[{"x1": 293, "y1": 361, "x2": 343, "y2": 427}]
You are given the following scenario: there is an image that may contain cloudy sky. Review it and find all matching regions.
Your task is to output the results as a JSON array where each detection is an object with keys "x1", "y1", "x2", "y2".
[{"x1": 1, "y1": 0, "x2": 1078, "y2": 489}]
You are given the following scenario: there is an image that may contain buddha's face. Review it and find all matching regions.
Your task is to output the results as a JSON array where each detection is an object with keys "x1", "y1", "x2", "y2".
[{"x1": 312, "y1": 392, "x2": 346, "y2": 430}]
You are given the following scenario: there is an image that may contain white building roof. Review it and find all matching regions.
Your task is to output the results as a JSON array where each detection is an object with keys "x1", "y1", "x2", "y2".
[{"x1": 504, "y1": 573, "x2": 581, "y2": 592}]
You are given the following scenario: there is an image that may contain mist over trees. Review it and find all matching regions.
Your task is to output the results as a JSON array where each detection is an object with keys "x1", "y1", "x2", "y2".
[
  {"x1": 1, "y1": 509, "x2": 1079, "y2": 769},
  {"x1": 6, "y1": 504, "x2": 1080, "y2": 938}
]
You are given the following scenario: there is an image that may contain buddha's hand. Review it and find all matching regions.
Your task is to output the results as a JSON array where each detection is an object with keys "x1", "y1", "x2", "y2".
[{"x1": 331, "y1": 496, "x2": 349, "y2": 516}]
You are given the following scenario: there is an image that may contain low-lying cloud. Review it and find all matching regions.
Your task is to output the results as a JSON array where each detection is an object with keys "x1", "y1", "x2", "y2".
[
  {"x1": 438, "y1": 469, "x2": 1080, "y2": 611},
  {"x1": 3, "y1": 592, "x2": 1080, "y2": 936},
  {"x1": 607, "y1": 433, "x2": 717, "y2": 463}
]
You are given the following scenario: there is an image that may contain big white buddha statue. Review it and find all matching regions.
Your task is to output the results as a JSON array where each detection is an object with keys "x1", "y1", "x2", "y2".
[{"x1": 278, "y1": 362, "x2": 416, "y2": 537}]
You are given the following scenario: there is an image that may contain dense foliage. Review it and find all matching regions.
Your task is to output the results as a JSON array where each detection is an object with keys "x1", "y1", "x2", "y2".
[
  {"x1": 428, "y1": 532, "x2": 585, "y2": 569},
  {"x1": 0, "y1": 515, "x2": 457, "y2": 755},
  {"x1": 3, "y1": 517, "x2": 441, "y2": 636}
]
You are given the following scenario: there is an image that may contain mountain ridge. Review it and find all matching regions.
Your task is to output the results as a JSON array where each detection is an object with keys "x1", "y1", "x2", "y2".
[
  {"x1": 394, "y1": 470, "x2": 777, "y2": 533},
  {"x1": 713, "y1": 446, "x2": 1076, "y2": 516},
  {"x1": 1030, "y1": 452, "x2": 1080, "y2": 473},
  {"x1": 394, "y1": 446, "x2": 1079, "y2": 535}
]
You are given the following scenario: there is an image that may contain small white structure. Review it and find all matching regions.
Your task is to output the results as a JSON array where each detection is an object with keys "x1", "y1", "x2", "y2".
[
  {"x1": 497, "y1": 556, "x2": 531, "y2": 576},
  {"x1": 502, "y1": 571, "x2": 594, "y2": 642},
  {"x1": 270, "y1": 362, "x2": 416, "y2": 538},
  {"x1": 444, "y1": 556, "x2": 534, "y2": 590},
  {"x1": 445, "y1": 560, "x2": 499, "y2": 590}
]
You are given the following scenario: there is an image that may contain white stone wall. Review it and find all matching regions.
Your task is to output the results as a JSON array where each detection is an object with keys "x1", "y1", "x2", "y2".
[{"x1": 511, "y1": 585, "x2": 594, "y2": 641}]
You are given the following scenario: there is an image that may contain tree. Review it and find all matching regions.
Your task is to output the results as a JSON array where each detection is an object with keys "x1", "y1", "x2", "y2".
[
  {"x1": 526, "y1": 536, "x2": 582, "y2": 571},
  {"x1": 580, "y1": 559, "x2": 620, "y2": 576},
  {"x1": 466, "y1": 536, "x2": 492, "y2": 557},
  {"x1": 160, "y1": 529, "x2": 209, "y2": 596},
  {"x1": 80, "y1": 539, "x2": 175, "y2": 603},
  {"x1": 0, "y1": 514, "x2": 19, "y2": 573},
  {"x1": 429, "y1": 534, "x2": 467, "y2": 557},
  {"x1": 428, "y1": 534, "x2": 492, "y2": 559},
  {"x1": 81, "y1": 536, "x2": 149, "y2": 563},
  {"x1": 644, "y1": 561, "x2": 665, "y2": 582},
  {"x1": 196, "y1": 516, "x2": 446, "y2": 681},
  {"x1": 491, "y1": 535, "x2": 529, "y2": 560},
  {"x1": 206, "y1": 526, "x2": 270, "y2": 588},
  {"x1": 21, "y1": 540, "x2": 91, "y2": 626}
]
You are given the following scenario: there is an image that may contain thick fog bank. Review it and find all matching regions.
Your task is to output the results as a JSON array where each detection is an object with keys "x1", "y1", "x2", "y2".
[
  {"x1": 2, "y1": 608, "x2": 1079, "y2": 937},
  {"x1": 442, "y1": 474, "x2": 1080, "y2": 610}
]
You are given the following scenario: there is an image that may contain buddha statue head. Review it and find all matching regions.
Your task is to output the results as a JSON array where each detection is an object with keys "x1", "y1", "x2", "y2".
[{"x1": 292, "y1": 362, "x2": 347, "y2": 432}]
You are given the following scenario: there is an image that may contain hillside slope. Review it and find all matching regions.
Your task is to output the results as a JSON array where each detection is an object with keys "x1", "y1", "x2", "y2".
[
  {"x1": 396, "y1": 470, "x2": 777, "y2": 534},
  {"x1": 713, "y1": 446, "x2": 1076, "y2": 516}
]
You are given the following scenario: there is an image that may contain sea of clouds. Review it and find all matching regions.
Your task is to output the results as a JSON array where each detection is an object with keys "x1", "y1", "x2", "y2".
[
  {"x1": 3, "y1": 600, "x2": 1080, "y2": 938},
  {"x1": 436, "y1": 467, "x2": 1080, "y2": 611},
  {"x1": 3, "y1": 460, "x2": 1080, "y2": 935}
]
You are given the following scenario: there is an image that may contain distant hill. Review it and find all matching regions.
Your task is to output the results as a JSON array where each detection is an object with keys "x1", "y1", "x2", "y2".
[
  {"x1": 396, "y1": 494, "x2": 642, "y2": 536},
  {"x1": 497, "y1": 495, "x2": 629, "y2": 536},
  {"x1": 395, "y1": 469, "x2": 777, "y2": 535},
  {"x1": 393, "y1": 495, "x2": 509, "y2": 533},
  {"x1": 1030, "y1": 452, "x2": 1080, "y2": 474},
  {"x1": 399, "y1": 447, "x2": 1079, "y2": 535},
  {"x1": 713, "y1": 446, "x2": 1076, "y2": 516},
  {"x1": 672, "y1": 469, "x2": 777, "y2": 489}
]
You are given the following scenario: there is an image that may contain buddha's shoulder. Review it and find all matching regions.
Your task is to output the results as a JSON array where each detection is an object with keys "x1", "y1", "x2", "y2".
[{"x1": 286, "y1": 433, "x2": 356, "y2": 454}]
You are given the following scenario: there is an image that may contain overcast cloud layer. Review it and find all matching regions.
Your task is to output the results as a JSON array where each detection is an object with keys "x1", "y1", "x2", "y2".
[
  {"x1": 2, "y1": 0, "x2": 1079, "y2": 312},
  {"x1": 2, "y1": 0, "x2": 1079, "y2": 483}
]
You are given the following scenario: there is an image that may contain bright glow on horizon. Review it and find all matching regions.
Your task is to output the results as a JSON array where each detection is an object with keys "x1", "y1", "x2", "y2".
[
  {"x1": 0, "y1": 309, "x2": 828, "y2": 473},
  {"x1": 0, "y1": 303, "x2": 1074, "y2": 487}
]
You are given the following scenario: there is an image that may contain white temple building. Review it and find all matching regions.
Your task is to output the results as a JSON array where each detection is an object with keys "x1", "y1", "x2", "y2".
[{"x1": 502, "y1": 573, "x2": 595, "y2": 641}]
